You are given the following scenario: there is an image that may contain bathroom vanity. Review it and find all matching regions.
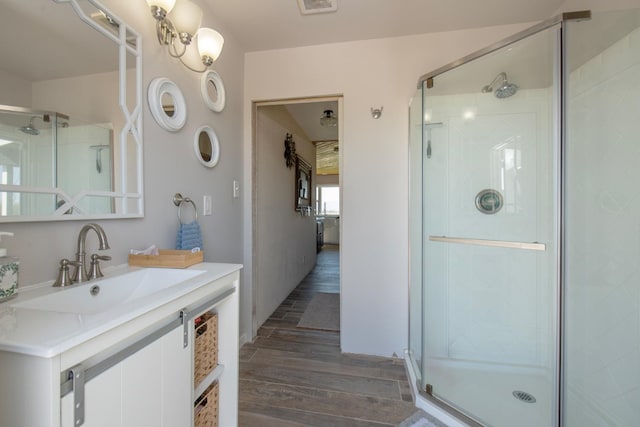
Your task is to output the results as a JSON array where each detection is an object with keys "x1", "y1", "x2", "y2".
[{"x1": 0, "y1": 262, "x2": 241, "y2": 427}]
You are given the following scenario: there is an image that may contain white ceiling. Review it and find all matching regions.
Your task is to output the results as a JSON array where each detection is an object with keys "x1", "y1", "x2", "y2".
[
  {"x1": 285, "y1": 101, "x2": 338, "y2": 142},
  {"x1": 206, "y1": 0, "x2": 566, "y2": 52},
  {"x1": 284, "y1": 101, "x2": 339, "y2": 175}
]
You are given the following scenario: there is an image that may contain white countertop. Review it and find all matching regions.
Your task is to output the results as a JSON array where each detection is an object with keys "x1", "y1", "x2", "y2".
[{"x1": 0, "y1": 262, "x2": 242, "y2": 358}]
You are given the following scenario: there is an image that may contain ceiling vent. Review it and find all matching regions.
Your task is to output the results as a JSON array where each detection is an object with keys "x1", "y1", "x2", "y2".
[{"x1": 297, "y1": 0, "x2": 337, "y2": 15}]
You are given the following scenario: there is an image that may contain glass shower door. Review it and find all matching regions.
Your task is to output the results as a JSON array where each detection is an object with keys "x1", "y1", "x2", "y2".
[{"x1": 420, "y1": 26, "x2": 559, "y2": 427}]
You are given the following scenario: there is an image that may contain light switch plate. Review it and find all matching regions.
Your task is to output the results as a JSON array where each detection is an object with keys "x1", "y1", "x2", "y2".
[
  {"x1": 233, "y1": 180, "x2": 240, "y2": 199},
  {"x1": 203, "y1": 195, "x2": 212, "y2": 215}
]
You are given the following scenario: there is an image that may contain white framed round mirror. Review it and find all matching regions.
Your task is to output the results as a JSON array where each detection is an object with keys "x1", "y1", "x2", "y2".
[
  {"x1": 148, "y1": 77, "x2": 187, "y2": 132},
  {"x1": 201, "y1": 70, "x2": 226, "y2": 112},
  {"x1": 194, "y1": 125, "x2": 220, "y2": 167}
]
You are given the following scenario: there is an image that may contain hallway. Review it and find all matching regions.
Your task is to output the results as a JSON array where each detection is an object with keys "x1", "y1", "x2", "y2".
[{"x1": 238, "y1": 246, "x2": 416, "y2": 426}]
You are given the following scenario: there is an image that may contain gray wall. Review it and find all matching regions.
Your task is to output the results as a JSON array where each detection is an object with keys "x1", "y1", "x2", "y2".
[{"x1": 2, "y1": 0, "x2": 245, "y2": 328}]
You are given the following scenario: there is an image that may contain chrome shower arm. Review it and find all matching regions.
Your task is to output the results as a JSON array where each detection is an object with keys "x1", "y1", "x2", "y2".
[{"x1": 482, "y1": 72, "x2": 507, "y2": 93}]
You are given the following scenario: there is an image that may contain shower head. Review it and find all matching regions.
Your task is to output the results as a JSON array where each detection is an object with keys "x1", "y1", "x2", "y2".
[
  {"x1": 19, "y1": 117, "x2": 41, "y2": 136},
  {"x1": 495, "y1": 82, "x2": 519, "y2": 98},
  {"x1": 482, "y1": 72, "x2": 518, "y2": 98}
]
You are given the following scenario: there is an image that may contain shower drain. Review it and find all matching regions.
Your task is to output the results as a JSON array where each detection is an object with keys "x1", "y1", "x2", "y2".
[{"x1": 512, "y1": 390, "x2": 536, "y2": 403}]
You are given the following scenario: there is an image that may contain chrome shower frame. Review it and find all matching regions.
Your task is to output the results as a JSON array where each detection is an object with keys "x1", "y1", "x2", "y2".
[
  {"x1": 416, "y1": 11, "x2": 591, "y2": 89},
  {"x1": 0, "y1": 104, "x2": 69, "y2": 130},
  {"x1": 409, "y1": 10, "x2": 592, "y2": 427}
]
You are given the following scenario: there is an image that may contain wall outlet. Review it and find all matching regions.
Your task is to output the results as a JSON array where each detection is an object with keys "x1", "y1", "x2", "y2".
[{"x1": 203, "y1": 195, "x2": 212, "y2": 216}]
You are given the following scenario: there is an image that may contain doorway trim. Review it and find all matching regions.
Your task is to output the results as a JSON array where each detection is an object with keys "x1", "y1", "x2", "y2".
[{"x1": 250, "y1": 94, "x2": 344, "y2": 340}]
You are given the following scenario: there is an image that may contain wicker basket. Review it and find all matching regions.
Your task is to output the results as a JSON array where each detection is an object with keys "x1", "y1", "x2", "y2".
[
  {"x1": 194, "y1": 382, "x2": 219, "y2": 427},
  {"x1": 194, "y1": 311, "x2": 218, "y2": 386}
]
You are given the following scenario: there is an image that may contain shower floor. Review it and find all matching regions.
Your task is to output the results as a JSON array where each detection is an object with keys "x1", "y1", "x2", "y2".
[{"x1": 424, "y1": 358, "x2": 554, "y2": 427}]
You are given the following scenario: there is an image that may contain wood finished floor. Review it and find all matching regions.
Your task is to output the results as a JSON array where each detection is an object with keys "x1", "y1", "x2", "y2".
[{"x1": 239, "y1": 246, "x2": 416, "y2": 426}]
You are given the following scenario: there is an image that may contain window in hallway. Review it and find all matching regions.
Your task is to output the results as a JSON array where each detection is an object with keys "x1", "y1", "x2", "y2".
[{"x1": 316, "y1": 185, "x2": 340, "y2": 216}]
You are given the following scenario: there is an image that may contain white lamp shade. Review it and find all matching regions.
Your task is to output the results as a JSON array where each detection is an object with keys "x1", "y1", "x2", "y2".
[
  {"x1": 146, "y1": 0, "x2": 176, "y2": 13},
  {"x1": 171, "y1": 0, "x2": 203, "y2": 37},
  {"x1": 197, "y1": 28, "x2": 224, "y2": 62}
]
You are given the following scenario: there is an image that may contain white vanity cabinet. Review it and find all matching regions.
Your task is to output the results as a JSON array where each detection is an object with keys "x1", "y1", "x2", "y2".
[
  {"x1": 60, "y1": 325, "x2": 191, "y2": 427},
  {"x1": 0, "y1": 264, "x2": 240, "y2": 427}
]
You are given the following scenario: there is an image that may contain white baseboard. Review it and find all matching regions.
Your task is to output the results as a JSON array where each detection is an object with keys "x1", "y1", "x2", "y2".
[{"x1": 239, "y1": 333, "x2": 249, "y2": 347}]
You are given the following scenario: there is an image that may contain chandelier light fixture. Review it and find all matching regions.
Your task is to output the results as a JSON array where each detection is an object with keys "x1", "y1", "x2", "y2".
[
  {"x1": 146, "y1": 0, "x2": 224, "y2": 72},
  {"x1": 320, "y1": 109, "x2": 338, "y2": 127}
]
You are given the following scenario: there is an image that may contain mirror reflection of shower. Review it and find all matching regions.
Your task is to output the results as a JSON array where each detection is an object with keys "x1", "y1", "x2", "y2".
[
  {"x1": 424, "y1": 122, "x2": 443, "y2": 159},
  {"x1": 18, "y1": 114, "x2": 69, "y2": 136},
  {"x1": 90, "y1": 144, "x2": 110, "y2": 173},
  {"x1": 19, "y1": 116, "x2": 44, "y2": 135},
  {"x1": 1, "y1": 105, "x2": 114, "y2": 216},
  {"x1": 482, "y1": 72, "x2": 519, "y2": 98}
]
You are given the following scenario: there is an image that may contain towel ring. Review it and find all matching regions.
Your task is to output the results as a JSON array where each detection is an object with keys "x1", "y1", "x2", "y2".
[{"x1": 173, "y1": 193, "x2": 198, "y2": 223}]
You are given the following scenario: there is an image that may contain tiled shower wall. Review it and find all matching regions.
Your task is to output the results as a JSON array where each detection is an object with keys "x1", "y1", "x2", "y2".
[
  {"x1": 564, "y1": 22, "x2": 640, "y2": 427},
  {"x1": 423, "y1": 89, "x2": 554, "y2": 367}
]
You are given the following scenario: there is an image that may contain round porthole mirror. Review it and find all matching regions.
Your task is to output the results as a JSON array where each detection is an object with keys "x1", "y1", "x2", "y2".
[
  {"x1": 148, "y1": 77, "x2": 187, "y2": 132},
  {"x1": 201, "y1": 70, "x2": 226, "y2": 112},
  {"x1": 194, "y1": 125, "x2": 220, "y2": 168},
  {"x1": 161, "y1": 92, "x2": 175, "y2": 117}
]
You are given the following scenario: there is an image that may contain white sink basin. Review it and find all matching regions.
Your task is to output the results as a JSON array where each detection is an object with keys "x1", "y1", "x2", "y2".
[{"x1": 13, "y1": 268, "x2": 205, "y2": 315}]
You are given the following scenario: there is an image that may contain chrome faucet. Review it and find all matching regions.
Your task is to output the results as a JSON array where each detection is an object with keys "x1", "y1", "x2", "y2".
[{"x1": 72, "y1": 223, "x2": 110, "y2": 284}]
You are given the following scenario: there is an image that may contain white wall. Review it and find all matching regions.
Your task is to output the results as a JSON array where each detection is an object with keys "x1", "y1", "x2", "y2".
[
  {"x1": 0, "y1": 0, "x2": 245, "y2": 324},
  {"x1": 32, "y1": 71, "x2": 121, "y2": 127},
  {"x1": 243, "y1": 22, "x2": 534, "y2": 356},
  {"x1": 556, "y1": 0, "x2": 639, "y2": 13},
  {"x1": 0, "y1": 70, "x2": 31, "y2": 107},
  {"x1": 255, "y1": 105, "x2": 317, "y2": 327}
]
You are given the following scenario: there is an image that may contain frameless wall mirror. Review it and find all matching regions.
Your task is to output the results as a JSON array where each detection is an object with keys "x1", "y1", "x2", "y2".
[
  {"x1": 0, "y1": 0, "x2": 143, "y2": 222},
  {"x1": 193, "y1": 125, "x2": 220, "y2": 168}
]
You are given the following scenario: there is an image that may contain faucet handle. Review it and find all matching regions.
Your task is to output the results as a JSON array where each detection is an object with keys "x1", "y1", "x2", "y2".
[
  {"x1": 88, "y1": 254, "x2": 112, "y2": 280},
  {"x1": 53, "y1": 258, "x2": 80, "y2": 287}
]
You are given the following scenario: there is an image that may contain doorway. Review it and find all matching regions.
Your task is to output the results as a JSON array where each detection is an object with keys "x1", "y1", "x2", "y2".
[{"x1": 251, "y1": 96, "x2": 343, "y2": 340}]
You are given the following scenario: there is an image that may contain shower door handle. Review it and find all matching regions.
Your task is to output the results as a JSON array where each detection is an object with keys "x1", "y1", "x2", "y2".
[{"x1": 428, "y1": 235, "x2": 546, "y2": 251}]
